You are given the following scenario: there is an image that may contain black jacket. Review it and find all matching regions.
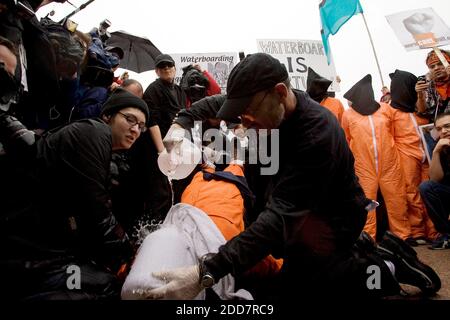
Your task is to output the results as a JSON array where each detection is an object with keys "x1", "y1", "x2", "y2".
[
  {"x1": 204, "y1": 91, "x2": 369, "y2": 290},
  {"x1": 1, "y1": 119, "x2": 131, "y2": 269},
  {"x1": 143, "y1": 78, "x2": 187, "y2": 137}
]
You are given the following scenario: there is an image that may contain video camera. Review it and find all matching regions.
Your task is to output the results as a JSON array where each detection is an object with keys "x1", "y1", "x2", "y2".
[
  {"x1": 97, "y1": 19, "x2": 112, "y2": 43},
  {"x1": 0, "y1": 111, "x2": 36, "y2": 158}
]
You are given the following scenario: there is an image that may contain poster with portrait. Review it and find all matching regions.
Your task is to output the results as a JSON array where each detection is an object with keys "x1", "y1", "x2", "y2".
[{"x1": 386, "y1": 7, "x2": 450, "y2": 51}]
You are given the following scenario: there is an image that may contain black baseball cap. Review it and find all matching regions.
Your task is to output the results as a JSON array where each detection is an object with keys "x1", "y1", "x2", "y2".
[
  {"x1": 155, "y1": 54, "x2": 175, "y2": 68},
  {"x1": 217, "y1": 53, "x2": 288, "y2": 121}
]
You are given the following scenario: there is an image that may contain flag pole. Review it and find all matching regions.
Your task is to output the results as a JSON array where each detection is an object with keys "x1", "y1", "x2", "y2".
[
  {"x1": 58, "y1": 0, "x2": 96, "y2": 23},
  {"x1": 361, "y1": 12, "x2": 385, "y2": 87}
]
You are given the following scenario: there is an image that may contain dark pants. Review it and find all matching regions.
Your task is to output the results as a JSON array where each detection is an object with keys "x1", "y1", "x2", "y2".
[
  {"x1": 0, "y1": 258, "x2": 121, "y2": 301},
  {"x1": 419, "y1": 180, "x2": 450, "y2": 234},
  {"x1": 279, "y1": 212, "x2": 399, "y2": 299}
]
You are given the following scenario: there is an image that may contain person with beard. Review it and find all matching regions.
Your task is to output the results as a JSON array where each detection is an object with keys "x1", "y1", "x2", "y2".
[
  {"x1": 389, "y1": 70, "x2": 437, "y2": 244},
  {"x1": 416, "y1": 49, "x2": 450, "y2": 121},
  {"x1": 306, "y1": 67, "x2": 344, "y2": 123},
  {"x1": 416, "y1": 49, "x2": 450, "y2": 158},
  {"x1": 341, "y1": 75, "x2": 413, "y2": 243},
  {"x1": 419, "y1": 111, "x2": 450, "y2": 249},
  {"x1": 141, "y1": 54, "x2": 441, "y2": 300},
  {"x1": 181, "y1": 63, "x2": 221, "y2": 108}
]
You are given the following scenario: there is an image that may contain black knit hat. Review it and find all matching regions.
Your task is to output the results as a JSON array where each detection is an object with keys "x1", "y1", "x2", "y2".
[
  {"x1": 101, "y1": 88, "x2": 149, "y2": 122},
  {"x1": 216, "y1": 53, "x2": 288, "y2": 121}
]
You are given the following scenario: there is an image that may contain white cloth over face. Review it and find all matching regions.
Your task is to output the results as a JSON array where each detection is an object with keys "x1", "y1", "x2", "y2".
[{"x1": 121, "y1": 203, "x2": 253, "y2": 300}]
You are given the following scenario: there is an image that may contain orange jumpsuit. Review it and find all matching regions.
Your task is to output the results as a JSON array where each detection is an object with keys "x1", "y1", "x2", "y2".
[
  {"x1": 391, "y1": 109, "x2": 437, "y2": 240},
  {"x1": 342, "y1": 103, "x2": 412, "y2": 240},
  {"x1": 321, "y1": 97, "x2": 344, "y2": 124},
  {"x1": 181, "y1": 164, "x2": 282, "y2": 276}
]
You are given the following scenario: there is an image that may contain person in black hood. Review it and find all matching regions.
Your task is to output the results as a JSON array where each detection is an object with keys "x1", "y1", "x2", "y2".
[
  {"x1": 306, "y1": 67, "x2": 344, "y2": 123},
  {"x1": 306, "y1": 67, "x2": 332, "y2": 103},
  {"x1": 343, "y1": 74, "x2": 380, "y2": 115},
  {"x1": 342, "y1": 74, "x2": 414, "y2": 244},
  {"x1": 390, "y1": 70, "x2": 418, "y2": 113},
  {"x1": 389, "y1": 70, "x2": 439, "y2": 244}
]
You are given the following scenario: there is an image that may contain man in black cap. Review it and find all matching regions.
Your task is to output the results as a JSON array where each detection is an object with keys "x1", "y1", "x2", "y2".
[
  {"x1": 0, "y1": 88, "x2": 148, "y2": 300},
  {"x1": 128, "y1": 53, "x2": 187, "y2": 223},
  {"x1": 143, "y1": 53, "x2": 441, "y2": 300}
]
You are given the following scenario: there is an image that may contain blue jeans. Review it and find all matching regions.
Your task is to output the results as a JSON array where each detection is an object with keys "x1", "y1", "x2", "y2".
[
  {"x1": 424, "y1": 131, "x2": 437, "y2": 161},
  {"x1": 419, "y1": 180, "x2": 450, "y2": 234}
]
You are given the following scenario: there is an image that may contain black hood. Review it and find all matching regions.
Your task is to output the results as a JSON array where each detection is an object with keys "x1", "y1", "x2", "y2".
[
  {"x1": 344, "y1": 74, "x2": 380, "y2": 116},
  {"x1": 306, "y1": 67, "x2": 332, "y2": 103},
  {"x1": 389, "y1": 70, "x2": 417, "y2": 113}
]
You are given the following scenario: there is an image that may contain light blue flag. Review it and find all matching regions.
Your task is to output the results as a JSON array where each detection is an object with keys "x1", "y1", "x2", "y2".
[{"x1": 320, "y1": 0, "x2": 363, "y2": 64}]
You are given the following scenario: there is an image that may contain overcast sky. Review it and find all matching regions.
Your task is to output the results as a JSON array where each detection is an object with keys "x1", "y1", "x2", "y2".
[{"x1": 37, "y1": 0, "x2": 450, "y2": 100}]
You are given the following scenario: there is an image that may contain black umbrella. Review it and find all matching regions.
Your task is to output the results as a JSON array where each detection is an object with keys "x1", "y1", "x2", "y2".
[{"x1": 106, "y1": 30, "x2": 162, "y2": 73}]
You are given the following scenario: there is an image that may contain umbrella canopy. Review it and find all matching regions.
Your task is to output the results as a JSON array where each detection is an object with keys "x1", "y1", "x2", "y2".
[{"x1": 106, "y1": 30, "x2": 162, "y2": 73}]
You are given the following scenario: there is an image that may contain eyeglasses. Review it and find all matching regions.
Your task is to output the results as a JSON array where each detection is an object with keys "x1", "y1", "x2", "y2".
[
  {"x1": 118, "y1": 112, "x2": 147, "y2": 133},
  {"x1": 157, "y1": 62, "x2": 174, "y2": 69},
  {"x1": 435, "y1": 122, "x2": 450, "y2": 132}
]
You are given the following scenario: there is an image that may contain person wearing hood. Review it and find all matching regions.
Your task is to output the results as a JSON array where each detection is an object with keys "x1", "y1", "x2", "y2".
[
  {"x1": 341, "y1": 74, "x2": 412, "y2": 242},
  {"x1": 306, "y1": 67, "x2": 344, "y2": 123},
  {"x1": 389, "y1": 70, "x2": 437, "y2": 244}
]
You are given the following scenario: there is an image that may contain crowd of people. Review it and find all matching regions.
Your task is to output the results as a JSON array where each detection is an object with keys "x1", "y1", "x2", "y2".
[{"x1": 0, "y1": 0, "x2": 448, "y2": 301}]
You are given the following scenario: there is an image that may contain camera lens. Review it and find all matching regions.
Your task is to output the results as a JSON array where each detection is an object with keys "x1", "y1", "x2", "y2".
[
  {"x1": 100, "y1": 19, "x2": 111, "y2": 29},
  {"x1": 0, "y1": 113, "x2": 36, "y2": 158}
]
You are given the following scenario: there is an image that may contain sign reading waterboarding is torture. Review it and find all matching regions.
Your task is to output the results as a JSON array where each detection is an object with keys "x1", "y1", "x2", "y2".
[
  {"x1": 170, "y1": 52, "x2": 239, "y2": 94},
  {"x1": 257, "y1": 39, "x2": 340, "y2": 92},
  {"x1": 386, "y1": 7, "x2": 450, "y2": 51}
]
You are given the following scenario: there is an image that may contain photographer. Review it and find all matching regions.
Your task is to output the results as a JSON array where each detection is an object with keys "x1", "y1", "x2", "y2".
[
  {"x1": 0, "y1": 88, "x2": 149, "y2": 300},
  {"x1": 69, "y1": 20, "x2": 120, "y2": 121}
]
